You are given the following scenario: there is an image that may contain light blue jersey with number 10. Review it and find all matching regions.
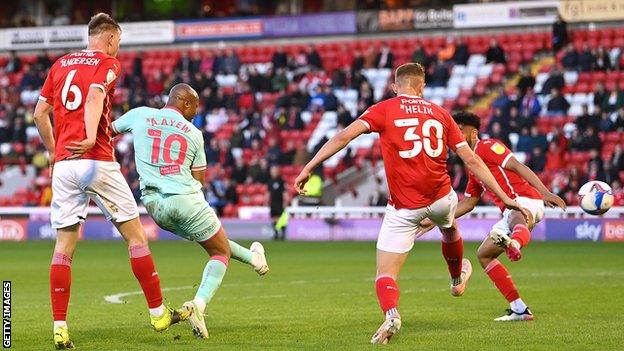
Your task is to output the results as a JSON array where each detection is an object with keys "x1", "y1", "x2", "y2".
[{"x1": 112, "y1": 106, "x2": 206, "y2": 195}]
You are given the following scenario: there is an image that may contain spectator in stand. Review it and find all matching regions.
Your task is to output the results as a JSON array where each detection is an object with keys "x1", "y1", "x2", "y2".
[
  {"x1": 323, "y1": 86, "x2": 339, "y2": 111},
  {"x1": 528, "y1": 146, "x2": 546, "y2": 173},
  {"x1": 280, "y1": 140, "x2": 296, "y2": 165},
  {"x1": 507, "y1": 107, "x2": 524, "y2": 134},
  {"x1": 587, "y1": 162, "x2": 606, "y2": 182},
  {"x1": 453, "y1": 37, "x2": 469, "y2": 65},
  {"x1": 352, "y1": 50, "x2": 365, "y2": 73},
  {"x1": 358, "y1": 81, "x2": 375, "y2": 107},
  {"x1": 595, "y1": 46, "x2": 611, "y2": 71},
  {"x1": 375, "y1": 42, "x2": 394, "y2": 69},
  {"x1": 519, "y1": 86, "x2": 541, "y2": 121},
  {"x1": 598, "y1": 111, "x2": 614, "y2": 132},
  {"x1": 429, "y1": 59, "x2": 449, "y2": 87},
  {"x1": 569, "y1": 129, "x2": 585, "y2": 151},
  {"x1": 253, "y1": 158, "x2": 271, "y2": 184},
  {"x1": 485, "y1": 38, "x2": 506, "y2": 64},
  {"x1": 337, "y1": 104, "x2": 353, "y2": 128},
  {"x1": 582, "y1": 126, "x2": 602, "y2": 151},
  {"x1": 223, "y1": 178, "x2": 238, "y2": 206},
  {"x1": 576, "y1": 104, "x2": 599, "y2": 130},
  {"x1": 516, "y1": 127, "x2": 533, "y2": 153},
  {"x1": 271, "y1": 68, "x2": 289, "y2": 92},
  {"x1": 199, "y1": 50, "x2": 215, "y2": 73},
  {"x1": 205, "y1": 138, "x2": 220, "y2": 165},
  {"x1": 613, "y1": 107, "x2": 624, "y2": 131},
  {"x1": 561, "y1": 44, "x2": 579, "y2": 70},
  {"x1": 231, "y1": 158, "x2": 248, "y2": 184},
  {"x1": 601, "y1": 87, "x2": 624, "y2": 112},
  {"x1": 35, "y1": 50, "x2": 52, "y2": 71},
  {"x1": 451, "y1": 163, "x2": 468, "y2": 193},
  {"x1": 176, "y1": 51, "x2": 199, "y2": 75},
  {"x1": 489, "y1": 121, "x2": 511, "y2": 148},
  {"x1": 593, "y1": 83, "x2": 608, "y2": 106},
  {"x1": 221, "y1": 48, "x2": 241, "y2": 75},
  {"x1": 491, "y1": 87, "x2": 511, "y2": 114},
  {"x1": 552, "y1": 14, "x2": 568, "y2": 53},
  {"x1": 5, "y1": 51, "x2": 21, "y2": 73},
  {"x1": 545, "y1": 142, "x2": 565, "y2": 171},
  {"x1": 309, "y1": 85, "x2": 326, "y2": 111},
  {"x1": 588, "y1": 148, "x2": 604, "y2": 171},
  {"x1": 487, "y1": 107, "x2": 507, "y2": 133},
  {"x1": 271, "y1": 46, "x2": 288, "y2": 69},
  {"x1": 266, "y1": 138, "x2": 282, "y2": 166},
  {"x1": 541, "y1": 66, "x2": 565, "y2": 94},
  {"x1": 306, "y1": 44, "x2": 323, "y2": 70},
  {"x1": 610, "y1": 144, "x2": 624, "y2": 171},
  {"x1": 612, "y1": 181, "x2": 624, "y2": 205},
  {"x1": 546, "y1": 88, "x2": 570, "y2": 116},
  {"x1": 133, "y1": 51, "x2": 143, "y2": 77},
  {"x1": 411, "y1": 43, "x2": 430, "y2": 69},
  {"x1": 331, "y1": 65, "x2": 348, "y2": 88},
  {"x1": 268, "y1": 165, "x2": 285, "y2": 239},
  {"x1": 578, "y1": 44, "x2": 596, "y2": 72},
  {"x1": 437, "y1": 36, "x2": 456, "y2": 62},
  {"x1": 19, "y1": 65, "x2": 42, "y2": 90},
  {"x1": 206, "y1": 171, "x2": 227, "y2": 216},
  {"x1": 293, "y1": 141, "x2": 310, "y2": 166},
  {"x1": 530, "y1": 125, "x2": 548, "y2": 151},
  {"x1": 517, "y1": 67, "x2": 536, "y2": 96},
  {"x1": 10, "y1": 117, "x2": 26, "y2": 144}
]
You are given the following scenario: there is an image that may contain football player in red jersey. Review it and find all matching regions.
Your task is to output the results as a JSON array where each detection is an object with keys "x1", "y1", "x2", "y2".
[
  {"x1": 418, "y1": 111, "x2": 566, "y2": 322},
  {"x1": 32, "y1": 13, "x2": 187, "y2": 349},
  {"x1": 294, "y1": 63, "x2": 528, "y2": 344}
]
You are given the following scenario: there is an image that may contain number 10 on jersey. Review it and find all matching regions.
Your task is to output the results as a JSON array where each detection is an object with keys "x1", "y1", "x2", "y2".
[{"x1": 148, "y1": 128, "x2": 188, "y2": 165}]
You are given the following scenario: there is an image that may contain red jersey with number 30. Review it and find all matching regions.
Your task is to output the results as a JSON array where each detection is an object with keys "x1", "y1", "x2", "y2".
[
  {"x1": 464, "y1": 139, "x2": 542, "y2": 211},
  {"x1": 39, "y1": 50, "x2": 121, "y2": 163},
  {"x1": 358, "y1": 94, "x2": 467, "y2": 209}
]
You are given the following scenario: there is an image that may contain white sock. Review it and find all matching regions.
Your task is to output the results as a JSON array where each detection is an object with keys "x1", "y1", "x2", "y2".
[
  {"x1": 193, "y1": 297, "x2": 207, "y2": 314},
  {"x1": 149, "y1": 304, "x2": 165, "y2": 317},
  {"x1": 385, "y1": 308, "x2": 400, "y2": 319},
  {"x1": 510, "y1": 298, "x2": 528, "y2": 313},
  {"x1": 53, "y1": 321, "x2": 67, "y2": 330}
]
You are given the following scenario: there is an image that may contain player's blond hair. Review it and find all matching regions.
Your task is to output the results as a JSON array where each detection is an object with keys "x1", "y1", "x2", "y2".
[
  {"x1": 395, "y1": 63, "x2": 425, "y2": 87},
  {"x1": 87, "y1": 13, "x2": 121, "y2": 37}
]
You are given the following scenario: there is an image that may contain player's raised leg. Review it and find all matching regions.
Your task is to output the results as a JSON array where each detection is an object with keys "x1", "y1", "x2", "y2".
[
  {"x1": 477, "y1": 239, "x2": 533, "y2": 321},
  {"x1": 183, "y1": 227, "x2": 231, "y2": 338},
  {"x1": 229, "y1": 240, "x2": 269, "y2": 275},
  {"x1": 50, "y1": 224, "x2": 79, "y2": 350},
  {"x1": 489, "y1": 209, "x2": 534, "y2": 262}
]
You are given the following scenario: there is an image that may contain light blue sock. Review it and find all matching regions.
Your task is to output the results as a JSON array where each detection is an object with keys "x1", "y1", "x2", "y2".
[
  {"x1": 193, "y1": 257, "x2": 228, "y2": 311},
  {"x1": 229, "y1": 240, "x2": 253, "y2": 264}
]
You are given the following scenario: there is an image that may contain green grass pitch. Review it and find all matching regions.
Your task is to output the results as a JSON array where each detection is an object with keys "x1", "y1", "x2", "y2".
[{"x1": 2, "y1": 241, "x2": 623, "y2": 350}]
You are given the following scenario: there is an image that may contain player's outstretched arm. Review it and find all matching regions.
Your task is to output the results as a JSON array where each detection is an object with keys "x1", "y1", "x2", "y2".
[
  {"x1": 33, "y1": 100, "x2": 55, "y2": 161},
  {"x1": 456, "y1": 146, "x2": 530, "y2": 221},
  {"x1": 504, "y1": 157, "x2": 567, "y2": 210},
  {"x1": 294, "y1": 121, "x2": 368, "y2": 194},
  {"x1": 66, "y1": 87, "x2": 106, "y2": 158}
]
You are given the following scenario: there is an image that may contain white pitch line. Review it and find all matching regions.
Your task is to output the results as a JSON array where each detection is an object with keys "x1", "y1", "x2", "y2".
[{"x1": 104, "y1": 285, "x2": 194, "y2": 304}]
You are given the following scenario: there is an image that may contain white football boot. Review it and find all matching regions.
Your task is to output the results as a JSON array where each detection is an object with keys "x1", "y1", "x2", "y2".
[
  {"x1": 495, "y1": 307, "x2": 534, "y2": 321},
  {"x1": 371, "y1": 314, "x2": 402, "y2": 345},
  {"x1": 250, "y1": 241, "x2": 269, "y2": 275}
]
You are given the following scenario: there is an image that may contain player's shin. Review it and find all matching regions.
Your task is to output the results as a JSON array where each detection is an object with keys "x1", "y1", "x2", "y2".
[
  {"x1": 228, "y1": 240, "x2": 252, "y2": 264},
  {"x1": 193, "y1": 256, "x2": 229, "y2": 313},
  {"x1": 50, "y1": 252, "x2": 72, "y2": 327},
  {"x1": 511, "y1": 224, "x2": 531, "y2": 248},
  {"x1": 375, "y1": 275, "x2": 400, "y2": 318},
  {"x1": 441, "y1": 234, "x2": 464, "y2": 284},
  {"x1": 484, "y1": 259, "x2": 527, "y2": 310},
  {"x1": 128, "y1": 244, "x2": 164, "y2": 316}
]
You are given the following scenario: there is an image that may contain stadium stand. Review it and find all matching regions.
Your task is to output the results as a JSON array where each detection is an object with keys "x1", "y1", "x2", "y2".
[{"x1": 1, "y1": 27, "x2": 624, "y2": 214}]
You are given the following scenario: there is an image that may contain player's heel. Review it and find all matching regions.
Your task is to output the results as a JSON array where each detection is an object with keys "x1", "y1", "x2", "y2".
[{"x1": 489, "y1": 230, "x2": 522, "y2": 261}]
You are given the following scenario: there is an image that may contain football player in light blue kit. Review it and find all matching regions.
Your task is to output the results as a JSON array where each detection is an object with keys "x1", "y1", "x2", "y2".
[{"x1": 112, "y1": 83, "x2": 269, "y2": 338}]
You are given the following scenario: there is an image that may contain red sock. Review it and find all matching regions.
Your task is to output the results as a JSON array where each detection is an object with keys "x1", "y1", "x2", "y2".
[
  {"x1": 375, "y1": 276, "x2": 400, "y2": 314},
  {"x1": 485, "y1": 259, "x2": 520, "y2": 302},
  {"x1": 441, "y1": 237, "x2": 464, "y2": 279},
  {"x1": 511, "y1": 224, "x2": 531, "y2": 248},
  {"x1": 50, "y1": 252, "x2": 72, "y2": 321},
  {"x1": 129, "y1": 245, "x2": 163, "y2": 308}
]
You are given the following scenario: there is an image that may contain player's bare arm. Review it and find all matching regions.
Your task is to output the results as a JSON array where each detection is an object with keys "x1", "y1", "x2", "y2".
[
  {"x1": 33, "y1": 99, "x2": 56, "y2": 163},
  {"x1": 294, "y1": 120, "x2": 368, "y2": 194},
  {"x1": 66, "y1": 87, "x2": 106, "y2": 158},
  {"x1": 455, "y1": 146, "x2": 530, "y2": 221},
  {"x1": 504, "y1": 157, "x2": 567, "y2": 210},
  {"x1": 191, "y1": 169, "x2": 206, "y2": 187}
]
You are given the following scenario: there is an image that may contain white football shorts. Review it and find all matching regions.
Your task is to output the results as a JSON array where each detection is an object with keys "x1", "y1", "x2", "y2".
[
  {"x1": 50, "y1": 159, "x2": 139, "y2": 229},
  {"x1": 377, "y1": 190, "x2": 458, "y2": 253},
  {"x1": 491, "y1": 196, "x2": 545, "y2": 235}
]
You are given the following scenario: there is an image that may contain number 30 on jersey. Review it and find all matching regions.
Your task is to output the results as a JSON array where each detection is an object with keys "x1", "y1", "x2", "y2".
[{"x1": 394, "y1": 118, "x2": 443, "y2": 158}]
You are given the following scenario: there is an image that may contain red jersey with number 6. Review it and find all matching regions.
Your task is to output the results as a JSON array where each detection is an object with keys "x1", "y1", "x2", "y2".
[
  {"x1": 464, "y1": 139, "x2": 542, "y2": 211},
  {"x1": 358, "y1": 94, "x2": 468, "y2": 209},
  {"x1": 39, "y1": 50, "x2": 121, "y2": 163}
]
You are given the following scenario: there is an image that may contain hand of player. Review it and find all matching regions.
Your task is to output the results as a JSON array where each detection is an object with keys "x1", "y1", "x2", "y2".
[
  {"x1": 502, "y1": 197, "x2": 531, "y2": 222},
  {"x1": 415, "y1": 218, "x2": 436, "y2": 238},
  {"x1": 542, "y1": 192, "x2": 567, "y2": 211},
  {"x1": 294, "y1": 169, "x2": 311, "y2": 195},
  {"x1": 66, "y1": 139, "x2": 96, "y2": 159}
]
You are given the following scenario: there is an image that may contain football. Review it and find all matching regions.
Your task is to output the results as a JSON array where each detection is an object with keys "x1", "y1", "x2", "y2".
[{"x1": 578, "y1": 181, "x2": 614, "y2": 215}]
